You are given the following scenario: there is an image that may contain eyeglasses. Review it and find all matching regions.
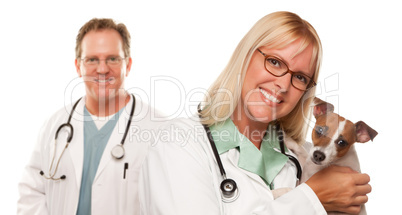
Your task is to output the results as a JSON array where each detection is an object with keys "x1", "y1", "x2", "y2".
[
  {"x1": 80, "y1": 56, "x2": 126, "y2": 67},
  {"x1": 257, "y1": 49, "x2": 316, "y2": 91}
]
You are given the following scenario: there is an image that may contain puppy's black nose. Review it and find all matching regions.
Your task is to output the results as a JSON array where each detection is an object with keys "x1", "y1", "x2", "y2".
[{"x1": 313, "y1": 150, "x2": 326, "y2": 162}]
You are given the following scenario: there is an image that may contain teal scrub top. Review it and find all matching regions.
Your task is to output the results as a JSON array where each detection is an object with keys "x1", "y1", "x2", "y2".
[{"x1": 76, "y1": 107, "x2": 123, "y2": 215}]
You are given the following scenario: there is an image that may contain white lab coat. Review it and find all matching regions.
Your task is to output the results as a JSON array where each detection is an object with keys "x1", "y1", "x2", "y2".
[
  {"x1": 18, "y1": 96, "x2": 165, "y2": 215},
  {"x1": 139, "y1": 117, "x2": 327, "y2": 215}
]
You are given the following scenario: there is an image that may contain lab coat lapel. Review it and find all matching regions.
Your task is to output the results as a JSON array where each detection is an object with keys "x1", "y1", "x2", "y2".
[
  {"x1": 226, "y1": 149, "x2": 269, "y2": 188},
  {"x1": 67, "y1": 98, "x2": 85, "y2": 187},
  {"x1": 93, "y1": 130, "x2": 116, "y2": 182},
  {"x1": 94, "y1": 97, "x2": 133, "y2": 182}
]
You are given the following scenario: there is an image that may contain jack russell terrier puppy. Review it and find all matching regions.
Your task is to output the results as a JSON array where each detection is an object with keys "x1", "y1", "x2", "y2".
[{"x1": 272, "y1": 97, "x2": 377, "y2": 215}]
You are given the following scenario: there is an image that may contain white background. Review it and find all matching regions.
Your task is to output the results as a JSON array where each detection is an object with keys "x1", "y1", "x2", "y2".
[{"x1": 1, "y1": 0, "x2": 401, "y2": 214}]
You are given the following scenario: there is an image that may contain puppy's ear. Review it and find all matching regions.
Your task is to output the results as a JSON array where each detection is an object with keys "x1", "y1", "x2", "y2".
[
  {"x1": 355, "y1": 121, "x2": 378, "y2": 143},
  {"x1": 313, "y1": 97, "x2": 335, "y2": 118}
]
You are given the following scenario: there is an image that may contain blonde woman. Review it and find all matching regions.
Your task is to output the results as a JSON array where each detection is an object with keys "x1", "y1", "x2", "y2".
[{"x1": 139, "y1": 11, "x2": 370, "y2": 214}]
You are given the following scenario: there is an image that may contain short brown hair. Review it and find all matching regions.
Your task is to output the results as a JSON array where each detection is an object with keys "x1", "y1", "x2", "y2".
[{"x1": 75, "y1": 18, "x2": 131, "y2": 59}]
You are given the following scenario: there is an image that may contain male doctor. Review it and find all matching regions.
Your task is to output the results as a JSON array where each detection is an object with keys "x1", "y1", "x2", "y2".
[{"x1": 17, "y1": 18, "x2": 164, "y2": 214}]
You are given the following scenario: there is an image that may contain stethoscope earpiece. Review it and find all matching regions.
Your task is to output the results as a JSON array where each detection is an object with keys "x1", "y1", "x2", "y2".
[
  {"x1": 39, "y1": 170, "x2": 66, "y2": 180},
  {"x1": 220, "y1": 178, "x2": 239, "y2": 202}
]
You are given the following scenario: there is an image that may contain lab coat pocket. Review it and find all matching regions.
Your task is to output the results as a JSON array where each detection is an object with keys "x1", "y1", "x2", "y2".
[
  {"x1": 125, "y1": 168, "x2": 140, "y2": 190},
  {"x1": 119, "y1": 167, "x2": 140, "y2": 213},
  {"x1": 44, "y1": 177, "x2": 71, "y2": 214}
]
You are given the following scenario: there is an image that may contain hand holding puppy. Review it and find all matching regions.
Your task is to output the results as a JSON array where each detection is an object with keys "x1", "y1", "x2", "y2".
[{"x1": 306, "y1": 165, "x2": 371, "y2": 214}]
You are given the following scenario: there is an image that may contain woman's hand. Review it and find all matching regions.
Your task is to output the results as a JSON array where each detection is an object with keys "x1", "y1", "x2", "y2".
[{"x1": 305, "y1": 165, "x2": 371, "y2": 214}]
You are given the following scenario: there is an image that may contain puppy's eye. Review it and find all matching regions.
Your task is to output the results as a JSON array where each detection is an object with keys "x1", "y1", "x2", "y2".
[
  {"x1": 315, "y1": 126, "x2": 328, "y2": 137},
  {"x1": 337, "y1": 140, "x2": 348, "y2": 147}
]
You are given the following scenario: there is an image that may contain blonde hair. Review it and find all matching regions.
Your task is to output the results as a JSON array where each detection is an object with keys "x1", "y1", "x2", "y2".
[{"x1": 199, "y1": 11, "x2": 322, "y2": 144}]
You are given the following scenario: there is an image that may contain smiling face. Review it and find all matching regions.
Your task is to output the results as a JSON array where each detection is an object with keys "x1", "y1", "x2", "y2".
[
  {"x1": 75, "y1": 29, "x2": 132, "y2": 104},
  {"x1": 235, "y1": 39, "x2": 314, "y2": 126}
]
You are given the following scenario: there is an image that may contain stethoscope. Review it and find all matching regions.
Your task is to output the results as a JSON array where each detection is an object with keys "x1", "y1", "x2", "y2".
[
  {"x1": 40, "y1": 94, "x2": 136, "y2": 180},
  {"x1": 200, "y1": 110, "x2": 302, "y2": 202}
]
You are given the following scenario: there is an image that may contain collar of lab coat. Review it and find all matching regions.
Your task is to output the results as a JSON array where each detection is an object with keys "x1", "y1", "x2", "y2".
[
  {"x1": 210, "y1": 119, "x2": 289, "y2": 185},
  {"x1": 68, "y1": 95, "x2": 135, "y2": 186}
]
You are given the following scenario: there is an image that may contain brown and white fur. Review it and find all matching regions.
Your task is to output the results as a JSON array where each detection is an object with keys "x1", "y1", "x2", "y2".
[{"x1": 273, "y1": 97, "x2": 377, "y2": 215}]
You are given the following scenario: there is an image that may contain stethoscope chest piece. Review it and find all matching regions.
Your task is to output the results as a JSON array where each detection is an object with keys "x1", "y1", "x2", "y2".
[
  {"x1": 40, "y1": 95, "x2": 137, "y2": 181},
  {"x1": 220, "y1": 178, "x2": 239, "y2": 203},
  {"x1": 111, "y1": 144, "x2": 125, "y2": 159}
]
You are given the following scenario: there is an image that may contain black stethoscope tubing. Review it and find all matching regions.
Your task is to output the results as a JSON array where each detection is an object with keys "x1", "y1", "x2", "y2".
[
  {"x1": 121, "y1": 95, "x2": 136, "y2": 145},
  {"x1": 202, "y1": 123, "x2": 239, "y2": 202},
  {"x1": 40, "y1": 94, "x2": 136, "y2": 180},
  {"x1": 201, "y1": 117, "x2": 302, "y2": 202},
  {"x1": 55, "y1": 97, "x2": 82, "y2": 143},
  {"x1": 276, "y1": 125, "x2": 302, "y2": 180},
  {"x1": 202, "y1": 124, "x2": 226, "y2": 176}
]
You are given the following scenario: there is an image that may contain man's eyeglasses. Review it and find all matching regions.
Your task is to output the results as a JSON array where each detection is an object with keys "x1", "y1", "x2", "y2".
[
  {"x1": 257, "y1": 49, "x2": 316, "y2": 91},
  {"x1": 80, "y1": 56, "x2": 126, "y2": 67}
]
